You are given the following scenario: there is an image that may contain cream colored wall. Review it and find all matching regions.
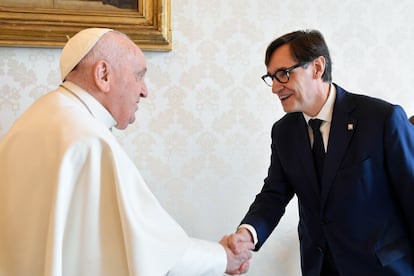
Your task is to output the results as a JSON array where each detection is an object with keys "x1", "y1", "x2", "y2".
[{"x1": 1, "y1": 0, "x2": 414, "y2": 275}]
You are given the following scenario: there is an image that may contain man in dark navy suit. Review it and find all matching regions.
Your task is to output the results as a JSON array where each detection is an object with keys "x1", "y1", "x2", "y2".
[{"x1": 226, "y1": 30, "x2": 414, "y2": 275}]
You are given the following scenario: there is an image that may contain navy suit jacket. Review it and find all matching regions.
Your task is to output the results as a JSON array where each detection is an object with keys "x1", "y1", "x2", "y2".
[{"x1": 241, "y1": 84, "x2": 414, "y2": 275}]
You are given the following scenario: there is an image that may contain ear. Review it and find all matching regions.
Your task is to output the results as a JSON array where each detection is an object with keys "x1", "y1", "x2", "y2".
[
  {"x1": 313, "y1": 56, "x2": 326, "y2": 79},
  {"x1": 94, "y1": 60, "x2": 111, "y2": 92}
]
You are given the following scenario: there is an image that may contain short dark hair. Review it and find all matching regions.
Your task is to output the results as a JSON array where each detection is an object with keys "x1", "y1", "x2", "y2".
[{"x1": 265, "y1": 30, "x2": 332, "y2": 83}]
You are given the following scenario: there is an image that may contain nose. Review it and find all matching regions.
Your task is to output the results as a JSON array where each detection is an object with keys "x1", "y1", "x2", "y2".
[
  {"x1": 271, "y1": 80, "x2": 283, "y2": 95},
  {"x1": 140, "y1": 81, "x2": 148, "y2": 98}
]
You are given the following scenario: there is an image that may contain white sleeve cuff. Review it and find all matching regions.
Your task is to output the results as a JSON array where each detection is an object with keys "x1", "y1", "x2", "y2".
[
  {"x1": 167, "y1": 237, "x2": 227, "y2": 276},
  {"x1": 238, "y1": 224, "x2": 258, "y2": 245}
]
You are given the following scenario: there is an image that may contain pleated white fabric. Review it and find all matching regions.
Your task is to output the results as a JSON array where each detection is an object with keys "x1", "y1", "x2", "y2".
[{"x1": 0, "y1": 81, "x2": 226, "y2": 276}]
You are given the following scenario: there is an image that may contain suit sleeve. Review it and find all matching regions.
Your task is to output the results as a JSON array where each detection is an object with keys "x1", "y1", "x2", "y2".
[
  {"x1": 240, "y1": 124, "x2": 295, "y2": 251},
  {"x1": 383, "y1": 105, "x2": 414, "y2": 238}
]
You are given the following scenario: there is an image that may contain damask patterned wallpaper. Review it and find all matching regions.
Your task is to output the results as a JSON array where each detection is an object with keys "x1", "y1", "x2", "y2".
[{"x1": 1, "y1": 0, "x2": 414, "y2": 275}]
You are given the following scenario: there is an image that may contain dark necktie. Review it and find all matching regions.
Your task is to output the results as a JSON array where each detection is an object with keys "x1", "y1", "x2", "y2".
[
  {"x1": 309, "y1": 119, "x2": 325, "y2": 184},
  {"x1": 309, "y1": 119, "x2": 338, "y2": 274}
]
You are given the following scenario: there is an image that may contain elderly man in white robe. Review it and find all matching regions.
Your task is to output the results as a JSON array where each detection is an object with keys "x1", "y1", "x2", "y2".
[{"x1": 0, "y1": 28, "x2": 254, "y2": 276}]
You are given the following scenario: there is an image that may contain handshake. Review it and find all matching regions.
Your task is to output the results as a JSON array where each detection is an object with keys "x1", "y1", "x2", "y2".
[{"x1": 220, "y1": 228, "x2": 255, "y2": 275}]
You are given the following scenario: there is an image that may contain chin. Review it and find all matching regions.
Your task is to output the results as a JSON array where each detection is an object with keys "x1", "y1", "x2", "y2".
[
  {"x1": 282, "y1": 103, "x2": 299, "y2": 113},
  {"x1": 115, "y1": 124, "x2": 128, "y2": 130}
]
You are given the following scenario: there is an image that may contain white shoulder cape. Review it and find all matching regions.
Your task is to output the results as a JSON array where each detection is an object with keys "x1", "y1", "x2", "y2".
[{"x1": 0, "y1": 84, "x2": 226, "y2": 276}]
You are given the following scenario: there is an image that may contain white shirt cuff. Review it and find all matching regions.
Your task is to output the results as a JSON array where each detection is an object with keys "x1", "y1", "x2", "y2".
[{"x1": 238, "y1": 224, "x2": 258, "y2": 245}]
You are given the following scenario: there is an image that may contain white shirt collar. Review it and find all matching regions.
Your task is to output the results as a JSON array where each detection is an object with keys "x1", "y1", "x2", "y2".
[
  {"x1": 61, "y1": 81, "x2": 117, "y2": 130},
  {"x1": 303, "y1": 84, "x2": 336, "y2": 124}
]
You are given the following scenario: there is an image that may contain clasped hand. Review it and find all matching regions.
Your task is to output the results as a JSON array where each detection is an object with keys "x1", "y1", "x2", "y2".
[{"x1": 220, "y1": 229, "x2": 254, "y2": 275}]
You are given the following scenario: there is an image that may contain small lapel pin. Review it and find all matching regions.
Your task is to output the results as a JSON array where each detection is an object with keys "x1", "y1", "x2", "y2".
[{"x1": 347, "y1": 123, "x2": 354, "y2": 131}]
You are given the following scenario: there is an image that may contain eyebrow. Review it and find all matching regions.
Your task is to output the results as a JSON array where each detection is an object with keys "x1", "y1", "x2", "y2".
[
  {"x1": 136, "y1": 67, "x2": 147, "y2": 78},
  {"x1": 269, "y1": 62, "x2": 301, "y2": 74},
  {"x1": 138, "y1": 67, "x2": 147, "y2": 74},
  {"x1": 269, "y1": 65, "x2": 290, "y2": 74}
]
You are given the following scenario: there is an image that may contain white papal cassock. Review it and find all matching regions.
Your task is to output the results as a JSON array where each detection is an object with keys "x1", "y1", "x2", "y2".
[{"x1": 0, "y1": 81, "x2": 226, "y2": 276}]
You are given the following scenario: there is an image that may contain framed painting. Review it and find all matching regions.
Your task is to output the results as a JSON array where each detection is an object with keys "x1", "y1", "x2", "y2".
[{"x1": 0, "y1": 0, "x2": 171, "y2": 51}]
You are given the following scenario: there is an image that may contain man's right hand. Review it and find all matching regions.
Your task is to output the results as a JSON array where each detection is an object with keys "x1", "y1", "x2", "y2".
[{"x1": 220, "y1": 229, "x2": 255, "y2": 275}]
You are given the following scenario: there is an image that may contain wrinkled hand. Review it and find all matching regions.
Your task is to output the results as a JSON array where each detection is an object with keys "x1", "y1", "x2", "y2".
[{"x1": 220, "y1": 230, "x2": 254, "y2": 275}]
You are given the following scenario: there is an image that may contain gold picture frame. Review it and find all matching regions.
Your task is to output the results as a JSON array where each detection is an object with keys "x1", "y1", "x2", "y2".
[{"x1": 0, "y1": 0, "x2": 171, "y2": 51}]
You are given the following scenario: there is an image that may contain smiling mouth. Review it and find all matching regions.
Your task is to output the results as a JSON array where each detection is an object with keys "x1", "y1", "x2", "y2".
[{"x1": 279, "y1": 94, "x2": 292, "y2": 101}]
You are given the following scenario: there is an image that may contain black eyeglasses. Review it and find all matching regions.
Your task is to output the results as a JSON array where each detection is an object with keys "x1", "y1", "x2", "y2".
[{"x1": 261, "y1": 62, "x2": 308, "y2": 87}]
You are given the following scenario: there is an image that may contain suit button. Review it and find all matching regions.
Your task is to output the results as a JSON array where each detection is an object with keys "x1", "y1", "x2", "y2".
[{"x1": 317, "y1": 247, "x2": 324, "y2": 254}]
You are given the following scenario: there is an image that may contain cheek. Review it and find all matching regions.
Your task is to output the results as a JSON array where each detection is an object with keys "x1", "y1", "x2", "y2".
[{"x1": 293, "y1": 81, "x2": 308, "y2": 101}]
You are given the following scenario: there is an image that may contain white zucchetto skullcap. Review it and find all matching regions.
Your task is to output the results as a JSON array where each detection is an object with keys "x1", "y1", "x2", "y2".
[{"x1": 60, "y1": 28, "x2": 113, "y2": 81}]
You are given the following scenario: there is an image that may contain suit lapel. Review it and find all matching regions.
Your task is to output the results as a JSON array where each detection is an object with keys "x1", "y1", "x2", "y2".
[{"x1": 320, "y1": 86, "x2": 357, "y2": 207}]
